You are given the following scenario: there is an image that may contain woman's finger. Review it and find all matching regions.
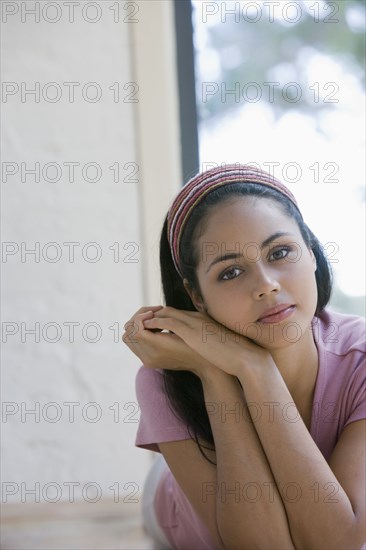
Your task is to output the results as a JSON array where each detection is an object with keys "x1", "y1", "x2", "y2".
[
  {"x1": 124, "y1": 309, "x2": 158, "y2": 331},
  {"x1": 134, "y1": 305, "x2": 164, "y2": 315},
  {"x1": 124, "y1": 310, "x2": 153, "y2": 326},
  {"x1": 150, "y1": 307, "x2": 205, "y2": 327},
  {"x1": 151, "y1": 306, "x2": 190, "y2": 319},
  {"x1": 143, "y1": 316, "x2": 188, "y2": 340},
  {"x1": 123, "y1": 314, "x2": 152, "y2": 342}
]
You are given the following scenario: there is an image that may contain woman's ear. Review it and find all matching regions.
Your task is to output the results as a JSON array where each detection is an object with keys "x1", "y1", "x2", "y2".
[{"x1": 183, "y1": 278, "x2": 207, "y2": 312}]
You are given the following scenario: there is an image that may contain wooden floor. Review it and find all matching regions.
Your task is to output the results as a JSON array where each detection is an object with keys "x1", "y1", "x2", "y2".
[{"x1": 1, "y1": 500, "x2": 162, "y2": 550}]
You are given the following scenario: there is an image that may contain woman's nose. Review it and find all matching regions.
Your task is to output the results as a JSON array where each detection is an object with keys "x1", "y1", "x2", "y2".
[{"x1": 251, "y1": 265, "x2": 281, "y2": 299}]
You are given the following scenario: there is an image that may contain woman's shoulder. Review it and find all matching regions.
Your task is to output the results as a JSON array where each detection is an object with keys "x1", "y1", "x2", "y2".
[{"x1": 313, "y1": 308, "x2": 365, "y2": 357}]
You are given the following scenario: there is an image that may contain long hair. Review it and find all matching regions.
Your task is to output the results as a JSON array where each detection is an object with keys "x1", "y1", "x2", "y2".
[{"x1": 159, "y1": 181, "x2": 333, "y2": 460}]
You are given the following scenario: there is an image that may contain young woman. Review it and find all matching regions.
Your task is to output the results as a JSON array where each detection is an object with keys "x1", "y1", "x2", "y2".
[{"x1": 123, "y1": 164, "x2": 365, "y2": 550}]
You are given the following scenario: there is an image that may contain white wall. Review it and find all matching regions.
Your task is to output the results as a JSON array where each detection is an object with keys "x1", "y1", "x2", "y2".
[{"x1": 1, "y1": 0, "x2": 181, "y2": 508}]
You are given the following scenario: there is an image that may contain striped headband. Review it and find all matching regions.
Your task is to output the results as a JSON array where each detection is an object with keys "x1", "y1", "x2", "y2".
[{"x1": 167, "y1": 164, "x2": 300, "y2": 278}]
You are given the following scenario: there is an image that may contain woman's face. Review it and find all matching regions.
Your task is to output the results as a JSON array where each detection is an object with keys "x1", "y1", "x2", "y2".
[{"x1": 189, "y1": 196, "x2": 318, "y2": 350}]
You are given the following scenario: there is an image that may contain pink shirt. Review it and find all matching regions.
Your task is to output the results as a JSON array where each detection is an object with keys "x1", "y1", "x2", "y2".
[{"x1": 135, "y1": 309, "x2": 366, "y2": 549}]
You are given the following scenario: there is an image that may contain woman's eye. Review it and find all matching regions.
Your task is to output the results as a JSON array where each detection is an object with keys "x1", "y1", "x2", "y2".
[
  {"x1": 270, "y1": 247, "x2": 290, "y2": 260},
  {"x1": 220, "y1": 267, "x2": 242, "y2": 281}
]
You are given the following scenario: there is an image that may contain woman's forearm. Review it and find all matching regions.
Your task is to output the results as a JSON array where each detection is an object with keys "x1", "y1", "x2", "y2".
[
  {"x1": 235, "y1": 358, "x2": 360, "y2": 550},
  {"x1": 200, "y1": 367, "x2": 295, "y2": 550}
]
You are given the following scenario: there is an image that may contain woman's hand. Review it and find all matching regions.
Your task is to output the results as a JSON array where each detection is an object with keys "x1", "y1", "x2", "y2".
[
  {"x1": 122, "y1": 305, "x2": 218, "y2": 376},
  {"x1": 141, "y1": 306, "x2": 272, "y2": 377}
]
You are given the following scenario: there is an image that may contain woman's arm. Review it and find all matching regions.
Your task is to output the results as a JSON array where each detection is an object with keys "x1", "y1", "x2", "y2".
[
  {"x1": 199, "y1": 367, "x2": 295, "y2": 549},
  {"x1": 158, "y1": 366, "x2": 295, "y2": 550},
  {"x1": 233, "y1": 359, "x2": 366, "y2": 550}
]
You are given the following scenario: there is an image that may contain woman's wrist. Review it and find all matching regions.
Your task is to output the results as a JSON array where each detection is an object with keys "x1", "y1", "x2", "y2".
[
  {"x1": 190, "y1": 348, "x2": 275, "y2": 383},
  {"x1": 233, "y1": 347, "x2": 275, "y2": 375},
  {"x1": 195, "y1": 361, "x2": 234, "y2": 385}
]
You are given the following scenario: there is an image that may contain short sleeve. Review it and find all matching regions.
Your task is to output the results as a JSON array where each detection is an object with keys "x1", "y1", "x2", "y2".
[
  {"x1": 135, "y1": 366, "x2": 191, "y2": 452},
  {"x1": 343, "y1": 357, "x2": 366, "y2": 429}
]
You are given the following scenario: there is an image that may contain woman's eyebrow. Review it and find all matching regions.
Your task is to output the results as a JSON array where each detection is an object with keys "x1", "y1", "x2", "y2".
[
  {"x1": 261, "y1": 231, "x2": 294, "y2": 248},
  {"x1": 205, "y1": 232, "x2": 295, "y2": 273}
]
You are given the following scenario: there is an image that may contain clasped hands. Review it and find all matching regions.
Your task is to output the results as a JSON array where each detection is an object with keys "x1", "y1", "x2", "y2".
[{"x1": 122, "y1": 305, "x2": 269, "y2": 378}]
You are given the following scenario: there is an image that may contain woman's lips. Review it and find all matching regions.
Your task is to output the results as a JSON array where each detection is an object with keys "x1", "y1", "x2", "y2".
[{"x1": 257, "y1": 305, "x2": 296, "y2": 324}]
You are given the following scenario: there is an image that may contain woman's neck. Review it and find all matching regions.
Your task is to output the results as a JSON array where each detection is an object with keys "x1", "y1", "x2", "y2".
[{"x1": 269, "y1": 328, "x2": 319, "y2": 405}]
